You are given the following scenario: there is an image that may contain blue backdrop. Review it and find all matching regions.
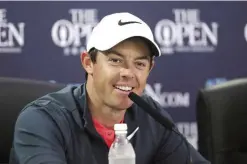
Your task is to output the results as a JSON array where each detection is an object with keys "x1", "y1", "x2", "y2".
[{"x1": 1, "y1": 1, "x2": 247, "y2": 149}]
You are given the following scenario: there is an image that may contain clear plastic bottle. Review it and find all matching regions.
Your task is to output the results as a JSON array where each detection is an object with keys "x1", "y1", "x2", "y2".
[{"x1": 108, "y1": 123, "x2": 136, "y2": 164}]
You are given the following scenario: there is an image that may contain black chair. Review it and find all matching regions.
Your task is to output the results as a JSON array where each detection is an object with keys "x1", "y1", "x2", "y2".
[
  {"x1": 0, "y1": 77, "x2": 66, "y2": 163},
  {"x1": 196, "y1": 78, "x2": 247, "y2": 164}
]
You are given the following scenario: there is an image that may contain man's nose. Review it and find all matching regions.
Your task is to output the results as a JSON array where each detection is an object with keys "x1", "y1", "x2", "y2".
[{"x1": 119, "y1": 67, "x2": 134, "y2": 79}]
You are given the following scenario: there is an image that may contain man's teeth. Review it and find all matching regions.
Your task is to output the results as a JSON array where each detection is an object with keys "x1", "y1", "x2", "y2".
[{"x1": 115, "y1": 86, "x2": 132, "y2": 91}]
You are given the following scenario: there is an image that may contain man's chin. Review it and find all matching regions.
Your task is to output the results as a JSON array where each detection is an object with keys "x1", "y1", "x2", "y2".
[
  {"x1": 108, "y1": 95, "x2": 134, "y2": 110},
  {"x1": 118, "y1": 102, "x2": 133, "y2": 110}
]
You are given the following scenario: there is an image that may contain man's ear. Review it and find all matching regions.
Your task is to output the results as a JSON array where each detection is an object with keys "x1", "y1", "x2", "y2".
[{"x1": 80, "y1": 51, "x2": 93, "y2": 75}]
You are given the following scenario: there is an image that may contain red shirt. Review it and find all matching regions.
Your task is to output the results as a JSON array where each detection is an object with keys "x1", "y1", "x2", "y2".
[{"x1": 92, "y1": 118, "x2": 123, "y2": 148}]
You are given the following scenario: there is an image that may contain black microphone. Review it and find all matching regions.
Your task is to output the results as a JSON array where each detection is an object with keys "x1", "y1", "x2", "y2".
[
  {"x1": 128, "y1": 92, "x2": 192, "y2": 164},
  {"x1": 128, "y1": 91, "x2": 175, "y2": 130}
]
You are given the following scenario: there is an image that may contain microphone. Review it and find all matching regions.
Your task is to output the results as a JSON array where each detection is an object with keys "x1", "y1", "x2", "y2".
[
  {"x1": 128, "y1": 91, "x2": 175, "y2": 130},
  {"x1": 128, "y1": 92, "x2": 192, "y2": 164}
]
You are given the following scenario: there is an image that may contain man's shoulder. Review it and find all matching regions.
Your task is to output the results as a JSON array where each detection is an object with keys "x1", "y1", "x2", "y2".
[
  {"x1": 21, "y1": 85, "x2": 80, "y2": 117},
  {"x1": 15, "y1": 84, "x2": 84, "y2": 138}
]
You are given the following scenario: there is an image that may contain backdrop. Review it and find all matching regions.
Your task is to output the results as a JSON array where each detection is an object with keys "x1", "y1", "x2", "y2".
[{"x1": 1, "y1": 1, "x2": 247, "y2": 149}]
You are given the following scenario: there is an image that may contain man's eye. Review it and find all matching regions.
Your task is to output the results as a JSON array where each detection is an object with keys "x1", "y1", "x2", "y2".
[
  {"x1": 136, "y1": 62, "x2": 146, "y2": 67},
  {"x1": 109, "y1": 58, "x2": 122, "y2": 63},
  {"x1": 135, "y1": 61, "x2": 148, "y2": 69}
]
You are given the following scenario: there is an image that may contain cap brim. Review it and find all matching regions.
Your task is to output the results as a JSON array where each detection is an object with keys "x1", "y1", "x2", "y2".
[{"x1": 92, "y1": 34, "x2": 161, "y2": 57}]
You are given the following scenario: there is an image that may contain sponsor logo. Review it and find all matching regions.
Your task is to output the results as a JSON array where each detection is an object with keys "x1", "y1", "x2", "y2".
[
  {"x1": 118, "y1": 20, "x2": 141, "y2": 26},
  {"x1": 176, "y1": 122, "x2": 198, "y2": 149},
  {"x1": 0, "y1": 9, "x2": 25, "y2": 53},
  {"x1": 155, "y1": 9, "x2": 219, "y2": 54},
  {"x1": 51, "y1": 9, "x2": 98, "y2": 56},
  {"x1": 145, "y1": 83, "x2": 190, "y2": 108},
  {"x1": 205, "y1": 78, "x2": 227, "y2": 88}
]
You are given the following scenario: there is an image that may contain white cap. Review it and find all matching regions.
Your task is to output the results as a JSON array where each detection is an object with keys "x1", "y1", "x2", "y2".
[
  {"x1": 87, "y1": 12, "x2": 161, "y2": 57},
  {"x1": 114, "y1": 123, "x2": 128, "y2": 131}
]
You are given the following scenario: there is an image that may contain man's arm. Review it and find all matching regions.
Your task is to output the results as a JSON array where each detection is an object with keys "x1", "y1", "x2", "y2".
[{"x1": 11, "y1": 106, "x2": 67, "y2": 164}]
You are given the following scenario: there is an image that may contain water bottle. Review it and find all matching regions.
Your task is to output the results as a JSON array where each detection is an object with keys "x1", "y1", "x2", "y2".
[{"x1": 108, "y1": 123, "x2": 136, "y2": 164}]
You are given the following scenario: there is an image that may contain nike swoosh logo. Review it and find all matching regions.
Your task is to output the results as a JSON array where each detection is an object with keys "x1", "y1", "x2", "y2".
[
  {"x1": 118, "y1": 20, "x2": 141, "y2": 26},
  {"x1": 127, "y1": 127, "x2": 139, "y2": 140}
]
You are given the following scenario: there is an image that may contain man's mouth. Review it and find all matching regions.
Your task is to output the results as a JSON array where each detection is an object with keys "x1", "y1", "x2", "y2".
[{"x1": 114, "y1": 85, "x2": 134, "y2": 92}]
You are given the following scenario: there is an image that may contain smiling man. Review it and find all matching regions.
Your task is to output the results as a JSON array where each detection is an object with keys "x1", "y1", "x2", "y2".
[{"x1": 10, "y1": 12, "x2": 210, "y2": 164}]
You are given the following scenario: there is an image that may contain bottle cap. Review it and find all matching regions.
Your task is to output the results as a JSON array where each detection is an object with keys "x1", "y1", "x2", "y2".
[{"x1": 114, "y1": 123, "x2": 128, "y2": 131}]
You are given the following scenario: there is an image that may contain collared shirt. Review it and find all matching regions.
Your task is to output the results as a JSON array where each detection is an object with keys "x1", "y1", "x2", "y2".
[
  {"x1": 92, "y1": 118, "x2": 123, "y2": 148},
  {"x1": 10, "y1": 84, "x2": 210, "y2": 164}
]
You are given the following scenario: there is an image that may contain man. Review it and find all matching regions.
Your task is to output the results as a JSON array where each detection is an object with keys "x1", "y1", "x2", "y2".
[{"x1": 10, "y1": 12, "x2": 210, "y2": 164}]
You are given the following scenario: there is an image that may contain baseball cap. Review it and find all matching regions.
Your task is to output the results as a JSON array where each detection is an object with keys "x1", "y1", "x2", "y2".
[{"x1": 86, "y1": 12, "x2": 161, "y2": 57}]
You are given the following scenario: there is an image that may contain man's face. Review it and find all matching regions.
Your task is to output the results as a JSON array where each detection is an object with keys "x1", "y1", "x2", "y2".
[{"x1": 89, "y1": 39, "x2": 153, "y2": 110}]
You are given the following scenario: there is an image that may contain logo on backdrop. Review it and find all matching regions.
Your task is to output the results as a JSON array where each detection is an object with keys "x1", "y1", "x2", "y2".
[
  {"x1": 205, "y1": 77, "x2": 227, "y2": 88},
  {"x1": 155, "y1": 9, "x2": 219, "y2": 55},
  {"x1": 51, "y1": 9, "x2": 99, "y2": 56},
  {"x1": 0, "y1": 9, "x2": 25, "y2": 53},
  {"x1": 244, "y1": 24, "x2": 247, "y2": 42},
  {"x1": 144, "y1": 83, "x2": 190, "y2": 108},
  {"x1": 176, "y1": 122, "x2": 198, "y2": 149}
]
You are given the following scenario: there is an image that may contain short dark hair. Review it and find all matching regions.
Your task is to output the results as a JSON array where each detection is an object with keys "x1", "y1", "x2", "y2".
[
  {"x1": 85, "y1": 48, "x2": 98, "y2": 80},
  {"x1": 84, "y1": 37, "x2": 155, "y2": 81}
]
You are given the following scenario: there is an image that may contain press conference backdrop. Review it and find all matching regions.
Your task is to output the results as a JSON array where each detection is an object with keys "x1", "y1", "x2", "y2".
[{"x1": 1, "y1": 1, "x2": 247, "y2": 149}]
